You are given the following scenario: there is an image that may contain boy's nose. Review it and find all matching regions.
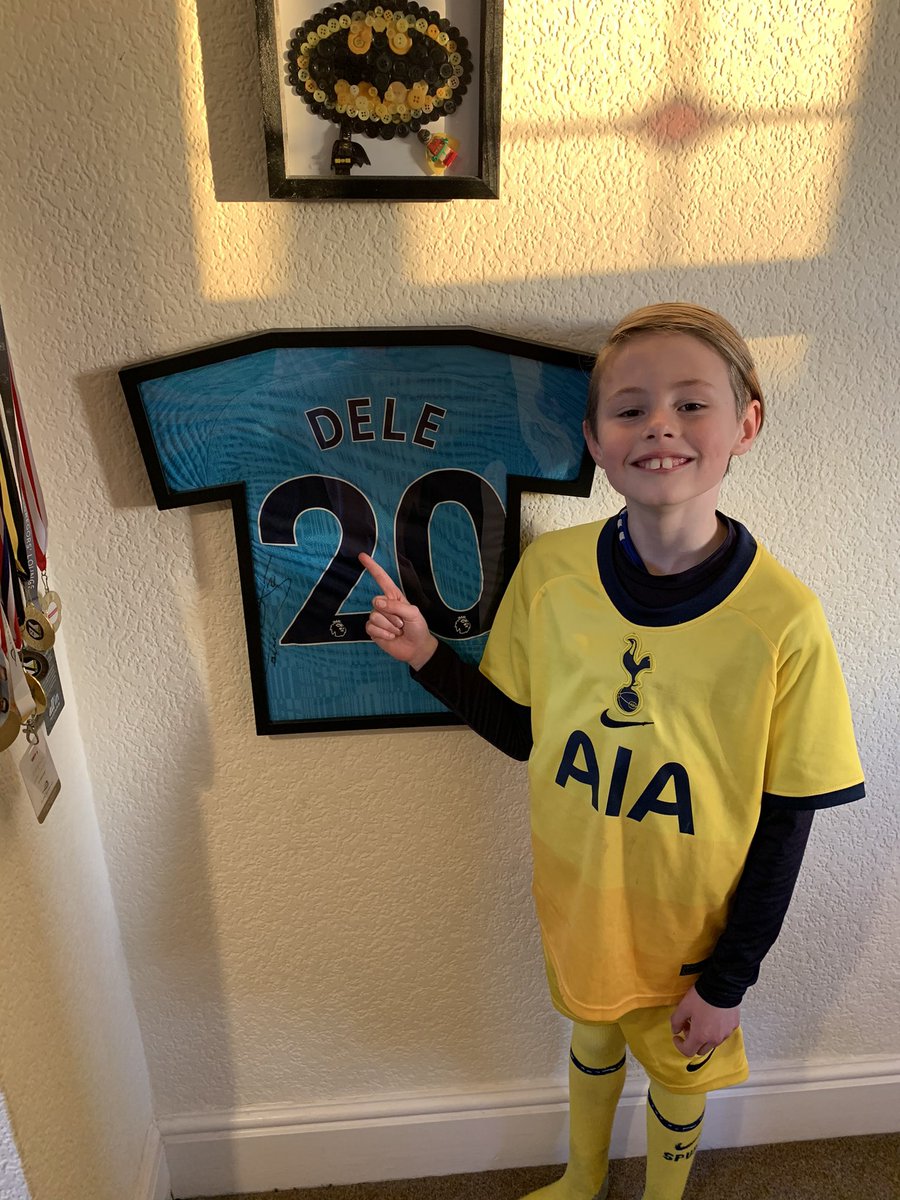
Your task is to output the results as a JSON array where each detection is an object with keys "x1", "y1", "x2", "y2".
[{"x1": 643, "y1": 412, "x2": 676, "y2": 438}]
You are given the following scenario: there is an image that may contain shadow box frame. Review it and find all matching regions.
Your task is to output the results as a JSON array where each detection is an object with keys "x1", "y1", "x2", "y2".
[{"x1": 254, "y1": 0, "x2": 502, "y2": 200}]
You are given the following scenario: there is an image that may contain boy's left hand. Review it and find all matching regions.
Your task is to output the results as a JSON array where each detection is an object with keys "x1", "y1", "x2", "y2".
[{"x1": 670, "y1": 985, "x2": 741, "y2": 1057}]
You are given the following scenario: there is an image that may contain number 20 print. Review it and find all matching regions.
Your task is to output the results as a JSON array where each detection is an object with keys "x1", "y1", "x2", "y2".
[
  {"x1": 260, "y1": 469, "x2": 505, "y2": 646},
  {"x1": 120, "y1": 330, "x2": 593, "y2": 734}
]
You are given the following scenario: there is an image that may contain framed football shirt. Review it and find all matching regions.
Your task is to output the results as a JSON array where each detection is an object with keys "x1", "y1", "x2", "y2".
[{"x1": 120, "y1": 329, "x2": 594, "y2": 734}]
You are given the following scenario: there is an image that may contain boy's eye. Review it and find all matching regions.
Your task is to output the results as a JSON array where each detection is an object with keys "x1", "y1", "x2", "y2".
[
  {"x1": 617, "y1": 408, "x2": 641, "y2": 418},
  {"x1": 679, "y1": 402, "x2": 705, "y2": 411}
]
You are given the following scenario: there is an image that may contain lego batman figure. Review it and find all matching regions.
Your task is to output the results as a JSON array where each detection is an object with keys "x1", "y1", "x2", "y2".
[{"x1": 331, "y1": 124, "x2": 371, "y2": 175}]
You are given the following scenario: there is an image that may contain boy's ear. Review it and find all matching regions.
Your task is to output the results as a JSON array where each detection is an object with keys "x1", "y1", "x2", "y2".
[
  {"x1": 583, "y1": 419, "x2": 603, "y2": 466},
  {"x1": 730, "y1": 399, "x2": 762, "y2": 457}
]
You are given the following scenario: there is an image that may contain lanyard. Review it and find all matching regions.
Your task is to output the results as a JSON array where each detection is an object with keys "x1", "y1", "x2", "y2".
[
  {"x1": 9, "y1": 359, "x2": 47, "y2": 578},
  {"x1": 1, "y1": 520, "x2": 23, "y2": 649},
  {"x1": 0, "y1": 404, "x2": 28, "y2": 580}
]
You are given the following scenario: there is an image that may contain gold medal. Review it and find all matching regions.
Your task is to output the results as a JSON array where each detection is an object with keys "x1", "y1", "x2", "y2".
[
  {"x1": 0, "y1": 656, "x2": 21, "y2": 750},
  {"x1": 40, "y1": 589, "x2": 62, "y2": 630},
  {"x1": 0, "y1": 707, "x2": 20, "y2": 750},
  {"x1": 26, "y1": 673, "x2": 47, "y2": 716},
  {"x1": 22, "y1": 603, "x2": 55, "y2": 652}
]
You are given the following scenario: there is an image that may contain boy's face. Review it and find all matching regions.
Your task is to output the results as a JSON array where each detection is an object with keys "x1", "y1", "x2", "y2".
[{"x1": 584, "y1": 332, "x2": 761, "y2": 514}]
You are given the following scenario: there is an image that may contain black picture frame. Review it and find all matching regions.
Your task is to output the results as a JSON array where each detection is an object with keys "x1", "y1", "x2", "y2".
[{"x1": 255, "y1": 1, "x2": 502, "y2": 200}]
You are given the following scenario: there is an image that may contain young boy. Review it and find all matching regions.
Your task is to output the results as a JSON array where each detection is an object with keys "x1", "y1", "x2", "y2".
[{"x1": 360, "y1": 303, "x2": 864, "y2": 1200}]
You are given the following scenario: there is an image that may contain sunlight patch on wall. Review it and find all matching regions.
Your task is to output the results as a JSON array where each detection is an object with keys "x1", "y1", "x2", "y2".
[
  {"x1": 176, "y1": 0, "x2": 283, "y2": 302},
  {"x1": 748, "y1": 334, "x2": 810, "y2": 394},
  {"x1": 400, "y1": 0, "x2": 872, "y2": 284},
  {"x1": 701, "y1": 0, "x2": 865, "y2": 110}
]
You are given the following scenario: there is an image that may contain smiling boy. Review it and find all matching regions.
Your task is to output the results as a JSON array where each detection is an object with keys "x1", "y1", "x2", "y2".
[
  {"x1": 585, "y1": 329, "x2": 758, "y2": 575},
  {"x1": 361, "y1": 303, "x2": 864, "y2": 1200}
]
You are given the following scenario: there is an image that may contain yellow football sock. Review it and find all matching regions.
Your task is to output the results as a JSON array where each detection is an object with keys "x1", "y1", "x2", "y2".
[
  {"x1": 641, "y1": 1081, "x2": 706, "y2": 1200},
  {"x1": 520, "y1": 1021, "x2": 627, "y2": 1200}
]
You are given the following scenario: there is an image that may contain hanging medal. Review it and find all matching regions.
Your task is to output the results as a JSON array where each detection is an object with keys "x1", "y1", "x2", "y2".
[
  {"x1": 20, "y1": 647, "x2": 49, "y2": 681},
  {"x1": 0, "y1": 603, "x2": 32, "y2": 750},
  {"x1": 0, "y1": 688, "x2": 18, "y2": 751},
  {"x1": 21, "y1": 600, "x2": 54, "y2": 651},
  {"x1": 40, "y1": 588, "x2": 62, "y2": 630},
  {"x1": 26, "y1": 672, "x2": 47, "y2": 716}
]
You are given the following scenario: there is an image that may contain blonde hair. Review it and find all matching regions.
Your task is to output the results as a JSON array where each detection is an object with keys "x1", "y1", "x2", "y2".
[{"x1": 586, "y1": 303, "x2": 764, "y2": 432}]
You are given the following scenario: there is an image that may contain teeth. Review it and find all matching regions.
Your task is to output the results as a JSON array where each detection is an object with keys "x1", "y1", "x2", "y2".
[{"x1": 638, "y1": 457, "x2": 684, "y2": 470}]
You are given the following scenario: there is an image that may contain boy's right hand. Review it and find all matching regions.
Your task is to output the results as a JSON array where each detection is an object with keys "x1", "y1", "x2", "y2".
[{"x1": 358, "y1": 553, "x2": 438, "y2": 671}]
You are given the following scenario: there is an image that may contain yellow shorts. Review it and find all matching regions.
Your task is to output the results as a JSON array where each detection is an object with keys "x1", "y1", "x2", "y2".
[{"x1": 545, "y1": 955, "x2": 749, "y2": 1094}]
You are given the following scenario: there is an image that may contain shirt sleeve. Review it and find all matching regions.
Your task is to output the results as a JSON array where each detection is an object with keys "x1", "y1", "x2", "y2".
[
  {"x1": 410, "y1": 640, "x2": 533, "y2": 761},
  {"x1": 694, "y1": 803, "x2": 814, "y2": 1007},
  {"x1": 477, "y1": 549, "x2": 535, "y2": 705},
  {"x1": 763, "y1": 597, "x2": 865, "y2": 810}
]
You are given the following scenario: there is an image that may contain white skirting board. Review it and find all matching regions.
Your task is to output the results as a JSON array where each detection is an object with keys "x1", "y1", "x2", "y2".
[
  {"x1": 157, "y1": 1058, "x2": 900, "y2": 1199},
  {"x1": 135, "y1": 1120, "x2": 172, "y2": 1200}
]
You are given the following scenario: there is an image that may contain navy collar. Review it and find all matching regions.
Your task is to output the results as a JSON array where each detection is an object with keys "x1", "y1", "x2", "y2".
[{"x1": 597, "y1": 512, "x2": 758, "y2": 626}]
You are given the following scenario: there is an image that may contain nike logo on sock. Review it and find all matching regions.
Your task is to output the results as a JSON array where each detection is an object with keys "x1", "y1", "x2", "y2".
[{"x1": 674, "y1": 1135, "x2": 701, "y2": 1151}]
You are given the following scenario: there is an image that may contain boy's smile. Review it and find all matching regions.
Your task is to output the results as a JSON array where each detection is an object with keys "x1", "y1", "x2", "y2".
[
  {"x1": 632, "y1": 455, "x2": 692, "y2": 471},
  {"x1": 584, "y1": 332, "x2": 760, "y2": 518}
]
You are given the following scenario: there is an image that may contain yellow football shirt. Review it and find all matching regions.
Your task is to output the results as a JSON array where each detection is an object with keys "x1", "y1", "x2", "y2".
[{"x1": 480, "y1": 517, "x2": 864, "y2": 1022}]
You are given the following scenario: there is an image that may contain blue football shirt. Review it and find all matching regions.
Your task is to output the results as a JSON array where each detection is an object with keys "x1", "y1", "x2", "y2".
[{"x1": 127, "y1": 335, "x2": 590, "y2": 729}]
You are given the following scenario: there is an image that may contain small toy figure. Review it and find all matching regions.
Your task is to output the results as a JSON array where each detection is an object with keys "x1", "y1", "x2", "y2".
[
  {"x1": 417, "y1": 129, "x2": 459, "y2": 175},
  {"x1": 331, "y1": 124, "x2": 371, "y2": 175}
]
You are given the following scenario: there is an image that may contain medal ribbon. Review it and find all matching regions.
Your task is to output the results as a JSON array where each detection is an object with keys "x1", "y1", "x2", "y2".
[
  {"x1": 0, "y1": 405, "x2": 28, "y2": 579},
  {"x1": 1, "y1": 517, "x2": 23, "y2": 649},
  {"x1": 0, "y1": 582, "x2": 10, "y2": 655},
  {"x1": 9, "y1": 360, "x2": 48, "y2": 575}
]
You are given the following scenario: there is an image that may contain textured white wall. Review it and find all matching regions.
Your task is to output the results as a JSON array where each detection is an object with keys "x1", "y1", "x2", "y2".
[
  {"x1": 0, "y1": 0, "x2": 897, "y2": 1151},
  {"x1": 0, "y1": 645, "x2": 154, "y2": 1200}
]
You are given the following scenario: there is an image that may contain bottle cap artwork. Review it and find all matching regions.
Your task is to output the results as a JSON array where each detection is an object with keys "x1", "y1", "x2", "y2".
[{"x1": 286, "y1": 3, "x2": 473, "y2": 166}]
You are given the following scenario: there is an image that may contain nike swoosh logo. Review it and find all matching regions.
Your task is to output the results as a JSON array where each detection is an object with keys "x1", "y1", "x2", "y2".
[
  {"x1": 599, "y1": 709, "x2": 654, "y2": 728},
  {"x1": 675, "y1": 1135, "x2": 701, "y2": 1151},
  {"x1": 686, "y1": 1048, "x2": 716, "y2": 1073}
]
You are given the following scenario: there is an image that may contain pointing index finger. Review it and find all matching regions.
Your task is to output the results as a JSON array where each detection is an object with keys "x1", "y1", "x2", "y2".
[{"x1": 358, "y1": 552, "x2": 404, "y2": 601}]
